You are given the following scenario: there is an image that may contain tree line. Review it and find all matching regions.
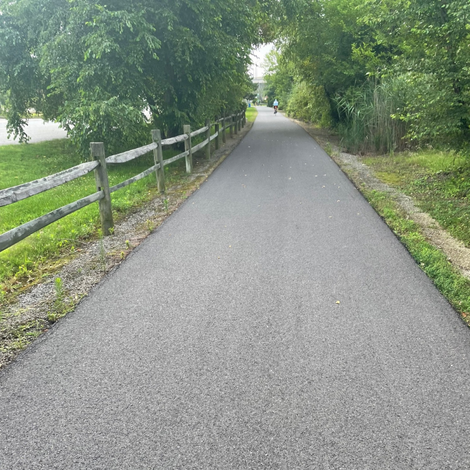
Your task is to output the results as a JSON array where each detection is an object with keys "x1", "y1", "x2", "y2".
[
  {"x1": 265, "y1": 0, "x2": 470, "y2": 154},
  {"x1": 0, "y1": 0, "x2": 273, "y2": 154},
  {"x1": 2, "y1": 0, "x2": 467, "y2": 156}
]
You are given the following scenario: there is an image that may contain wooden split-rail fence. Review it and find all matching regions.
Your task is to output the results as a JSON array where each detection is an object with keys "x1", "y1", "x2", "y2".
[{"x1": 0, "y1": 111, "x2": 246, "y2": 253}]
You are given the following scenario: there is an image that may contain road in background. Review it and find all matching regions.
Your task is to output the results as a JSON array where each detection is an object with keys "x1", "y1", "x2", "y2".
[
  {"x1": 0, "y1": 118, "x2": 67, "y2": 145},
  {"x1": 1, "y1": 107, "x2": 470, "y2": 468}
]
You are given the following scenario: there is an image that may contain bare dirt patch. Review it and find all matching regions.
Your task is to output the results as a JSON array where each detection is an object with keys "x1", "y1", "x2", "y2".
[
  {"x1": 0, "y1": 123, "x2": 253, "y2": 369},
  {"x1": 295, "y1": 119, "x2": 470, "y2": 280}
]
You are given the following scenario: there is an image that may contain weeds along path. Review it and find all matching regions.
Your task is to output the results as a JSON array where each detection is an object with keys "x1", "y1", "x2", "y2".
[{"x1": 1, "y1": 107, "x2": 470, "y2": 468}]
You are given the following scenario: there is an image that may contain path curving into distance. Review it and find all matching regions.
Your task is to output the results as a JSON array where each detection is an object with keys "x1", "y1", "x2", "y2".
[{"x1": 1, "y1": 106, "x2": 470, "y2": 468}]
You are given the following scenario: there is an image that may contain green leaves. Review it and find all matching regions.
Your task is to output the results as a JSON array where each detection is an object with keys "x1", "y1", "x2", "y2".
[
  {"x1": 268, "y1": 0, "x2": 470, "y2": 152},
  {"x1": 358, "y1": 0, "x2": 470, "y2": 147},
  {"x1": 0, "y1": 0, "x2": 271, "y2": 154}
]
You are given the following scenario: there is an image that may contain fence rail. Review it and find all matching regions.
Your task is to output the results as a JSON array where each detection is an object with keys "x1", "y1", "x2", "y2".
[
  {"x1": 0, "y1": 111, "x2": 246, "y2": 253},
  {"x1": 0, "y1": 161, "x2": 99, "y2": 207},
  {"x1": 105, "y1": 142, "x2": 158, "y2": 164}
]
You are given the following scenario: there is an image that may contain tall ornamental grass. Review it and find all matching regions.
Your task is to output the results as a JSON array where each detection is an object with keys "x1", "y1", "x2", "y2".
[{"x1": 336, "y1": 77, "x2": 407, "y2": 154}]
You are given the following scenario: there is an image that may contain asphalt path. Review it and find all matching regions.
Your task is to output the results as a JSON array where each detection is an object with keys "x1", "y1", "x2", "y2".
[
  {"x1": 1, "y1": 107, "x2": 470, "y2": 469},
  {"x1": 0, "y1": 118, "x2": 67, "y2": 145}
]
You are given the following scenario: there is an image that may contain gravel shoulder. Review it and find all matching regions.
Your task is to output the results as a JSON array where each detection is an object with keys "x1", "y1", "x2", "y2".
[{"x1": 2, "y1": 107, "x2": 470, "y2": 468}]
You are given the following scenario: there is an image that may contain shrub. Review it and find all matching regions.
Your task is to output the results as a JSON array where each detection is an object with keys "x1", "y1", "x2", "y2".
[{"x1": 286, "y1": 82, "x2": 332, "y2": 127}]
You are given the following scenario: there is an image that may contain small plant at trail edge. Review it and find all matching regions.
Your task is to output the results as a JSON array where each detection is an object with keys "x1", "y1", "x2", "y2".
[
  {"x1": 146, "y1": 219, "x2": 155, "y2": 232},
  {"x1": 99, "y1": 239, "x2": 106, "y2": 271},
  {"x1": 48, "y1": 277, "x2": 66, "y2": 323},
  {"x1": 54, "y1": 277, "x2": 64, "y2": 302}
]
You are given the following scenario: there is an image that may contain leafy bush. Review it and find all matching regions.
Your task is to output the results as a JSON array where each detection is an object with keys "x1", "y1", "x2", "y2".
[
  {"x1": 286, "y1": 82, "x2": 332, "y2": 127},
  {"x1": 398, "y1": 72, "x2": 470, "y2": 149}
]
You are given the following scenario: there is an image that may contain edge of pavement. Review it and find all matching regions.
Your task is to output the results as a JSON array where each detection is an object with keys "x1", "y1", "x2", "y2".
[
  {"x1": 291, "y1": 115, "x2": 470, "y2": 326},
  {"x1": 0, "y1": 120, "x2": 254, "y2": 370}
]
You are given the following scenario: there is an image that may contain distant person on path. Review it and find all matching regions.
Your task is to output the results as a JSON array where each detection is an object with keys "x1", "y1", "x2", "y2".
[{"x1": 273, "y1": 99, "x2": 279, "y2": 114}]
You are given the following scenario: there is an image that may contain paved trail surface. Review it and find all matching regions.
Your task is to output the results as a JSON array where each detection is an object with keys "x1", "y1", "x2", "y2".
[{"x1": 1, "y1": 107, "x2": 470, "y2": 469}]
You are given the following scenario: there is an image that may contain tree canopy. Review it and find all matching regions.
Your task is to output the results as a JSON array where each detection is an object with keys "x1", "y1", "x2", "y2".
[
  {"x1": 3, "y1": 0, "x2": 468, "y2": 154},
  {"x1": 0, "y1": 0, "x2": 272, "y2": 153},
  {"x1": 266, "y1": 0, "x2": 470, "y2": 153}
]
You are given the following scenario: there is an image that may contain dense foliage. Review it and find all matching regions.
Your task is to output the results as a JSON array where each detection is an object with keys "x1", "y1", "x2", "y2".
[
  {"x1": 0, "y1": 0, "x2": 271, "y2": 154},
  {"x1": 267, "y1": 0, "x2": 470, "y2": 154},
  {"x1": 2, "y1": 0, "x2": 468, "y2": 155}
]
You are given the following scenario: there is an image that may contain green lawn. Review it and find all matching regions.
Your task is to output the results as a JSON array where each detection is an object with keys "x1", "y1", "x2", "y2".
[
  {"x1": 0, "y1": 139, "x2": 189, "y2": 292},
  {"x1": 362, "y1": 150, "x2": 470, "y2": 247},
  {"x1": 0, "y1": 112, "x2": 253, "y2": 296},
  {"x1": 246, "y1": 106, "x2": 258, "y2": 122},
  {"x1": 0, "y1": 114, "x2": 257, "y2": 363}
]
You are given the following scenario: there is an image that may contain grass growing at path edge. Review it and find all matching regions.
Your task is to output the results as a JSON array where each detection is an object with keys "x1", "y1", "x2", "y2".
[
  {"x1": 0, "y1": 114, "x2": 257, "y2": 365},
  {"x1": 0, "y1": 139, "x2": 194, "y2": 298},
  {"x1": 362, "y1": 150, "x2": 470, "y2": 248},
  {"x1": 246, "y1": 106, "x2": 258, "y2": 123},
  {"x1": 315, "y1": 133, "x2": 470, "y2": 326},
  {"x1": 365, "y1": 188, "x2": 470, "y2": 324}
]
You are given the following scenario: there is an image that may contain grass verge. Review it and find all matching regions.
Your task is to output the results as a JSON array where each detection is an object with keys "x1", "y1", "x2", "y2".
[
  {"x1": 362, "y1": 150, "x2": 470, "y2": 248},
  {"x1": 299, "y1": 122, "x2": 470, "y2": 326},
  {"x1": 364, "y1": 189, "x2": 470, "y2": 325},
  {"x1": 0, "y1": 139, "x2": 187, "y2": 298},
  {"x1": 296, "y1": 121, "x2": 470, "y2": 325},
  {"x1": 246, "y1": 107, "x2": 258, "y2": 122}
]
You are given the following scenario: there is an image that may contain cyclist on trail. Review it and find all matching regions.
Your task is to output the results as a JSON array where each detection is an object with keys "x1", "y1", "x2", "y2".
[{"x1": 273, "y1": 99, "x2": 279, "y2": 114}]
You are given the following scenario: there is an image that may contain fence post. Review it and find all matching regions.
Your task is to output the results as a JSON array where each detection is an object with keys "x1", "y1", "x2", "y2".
[
  {"x1": 184, "y1": 124, "x2": 192, "y2": 173},
  {"x1": 243, "y1": 110, "x2": 246, "y2": 127},
  {"x1": 235, "y1": 114, "x2": 239, "y2": 135},
  {"x1": 205, "y1": 119, "x2": 211, "y2": 160},
  {"x1": 90, "y1": 142, "x2": 114, "y2": 236},
  {"x1": 222, "y1": 115, "x2": 226, "y2": 144},
  {"x1": 152, "y1": 129, "x2": 165, "y2": 193},
  {"x1": 229, "y1": 115, "x2": 233, "y2": 138},
  {"x1": 215, "y1": 121, "x2": 220, "y2": 151}
]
